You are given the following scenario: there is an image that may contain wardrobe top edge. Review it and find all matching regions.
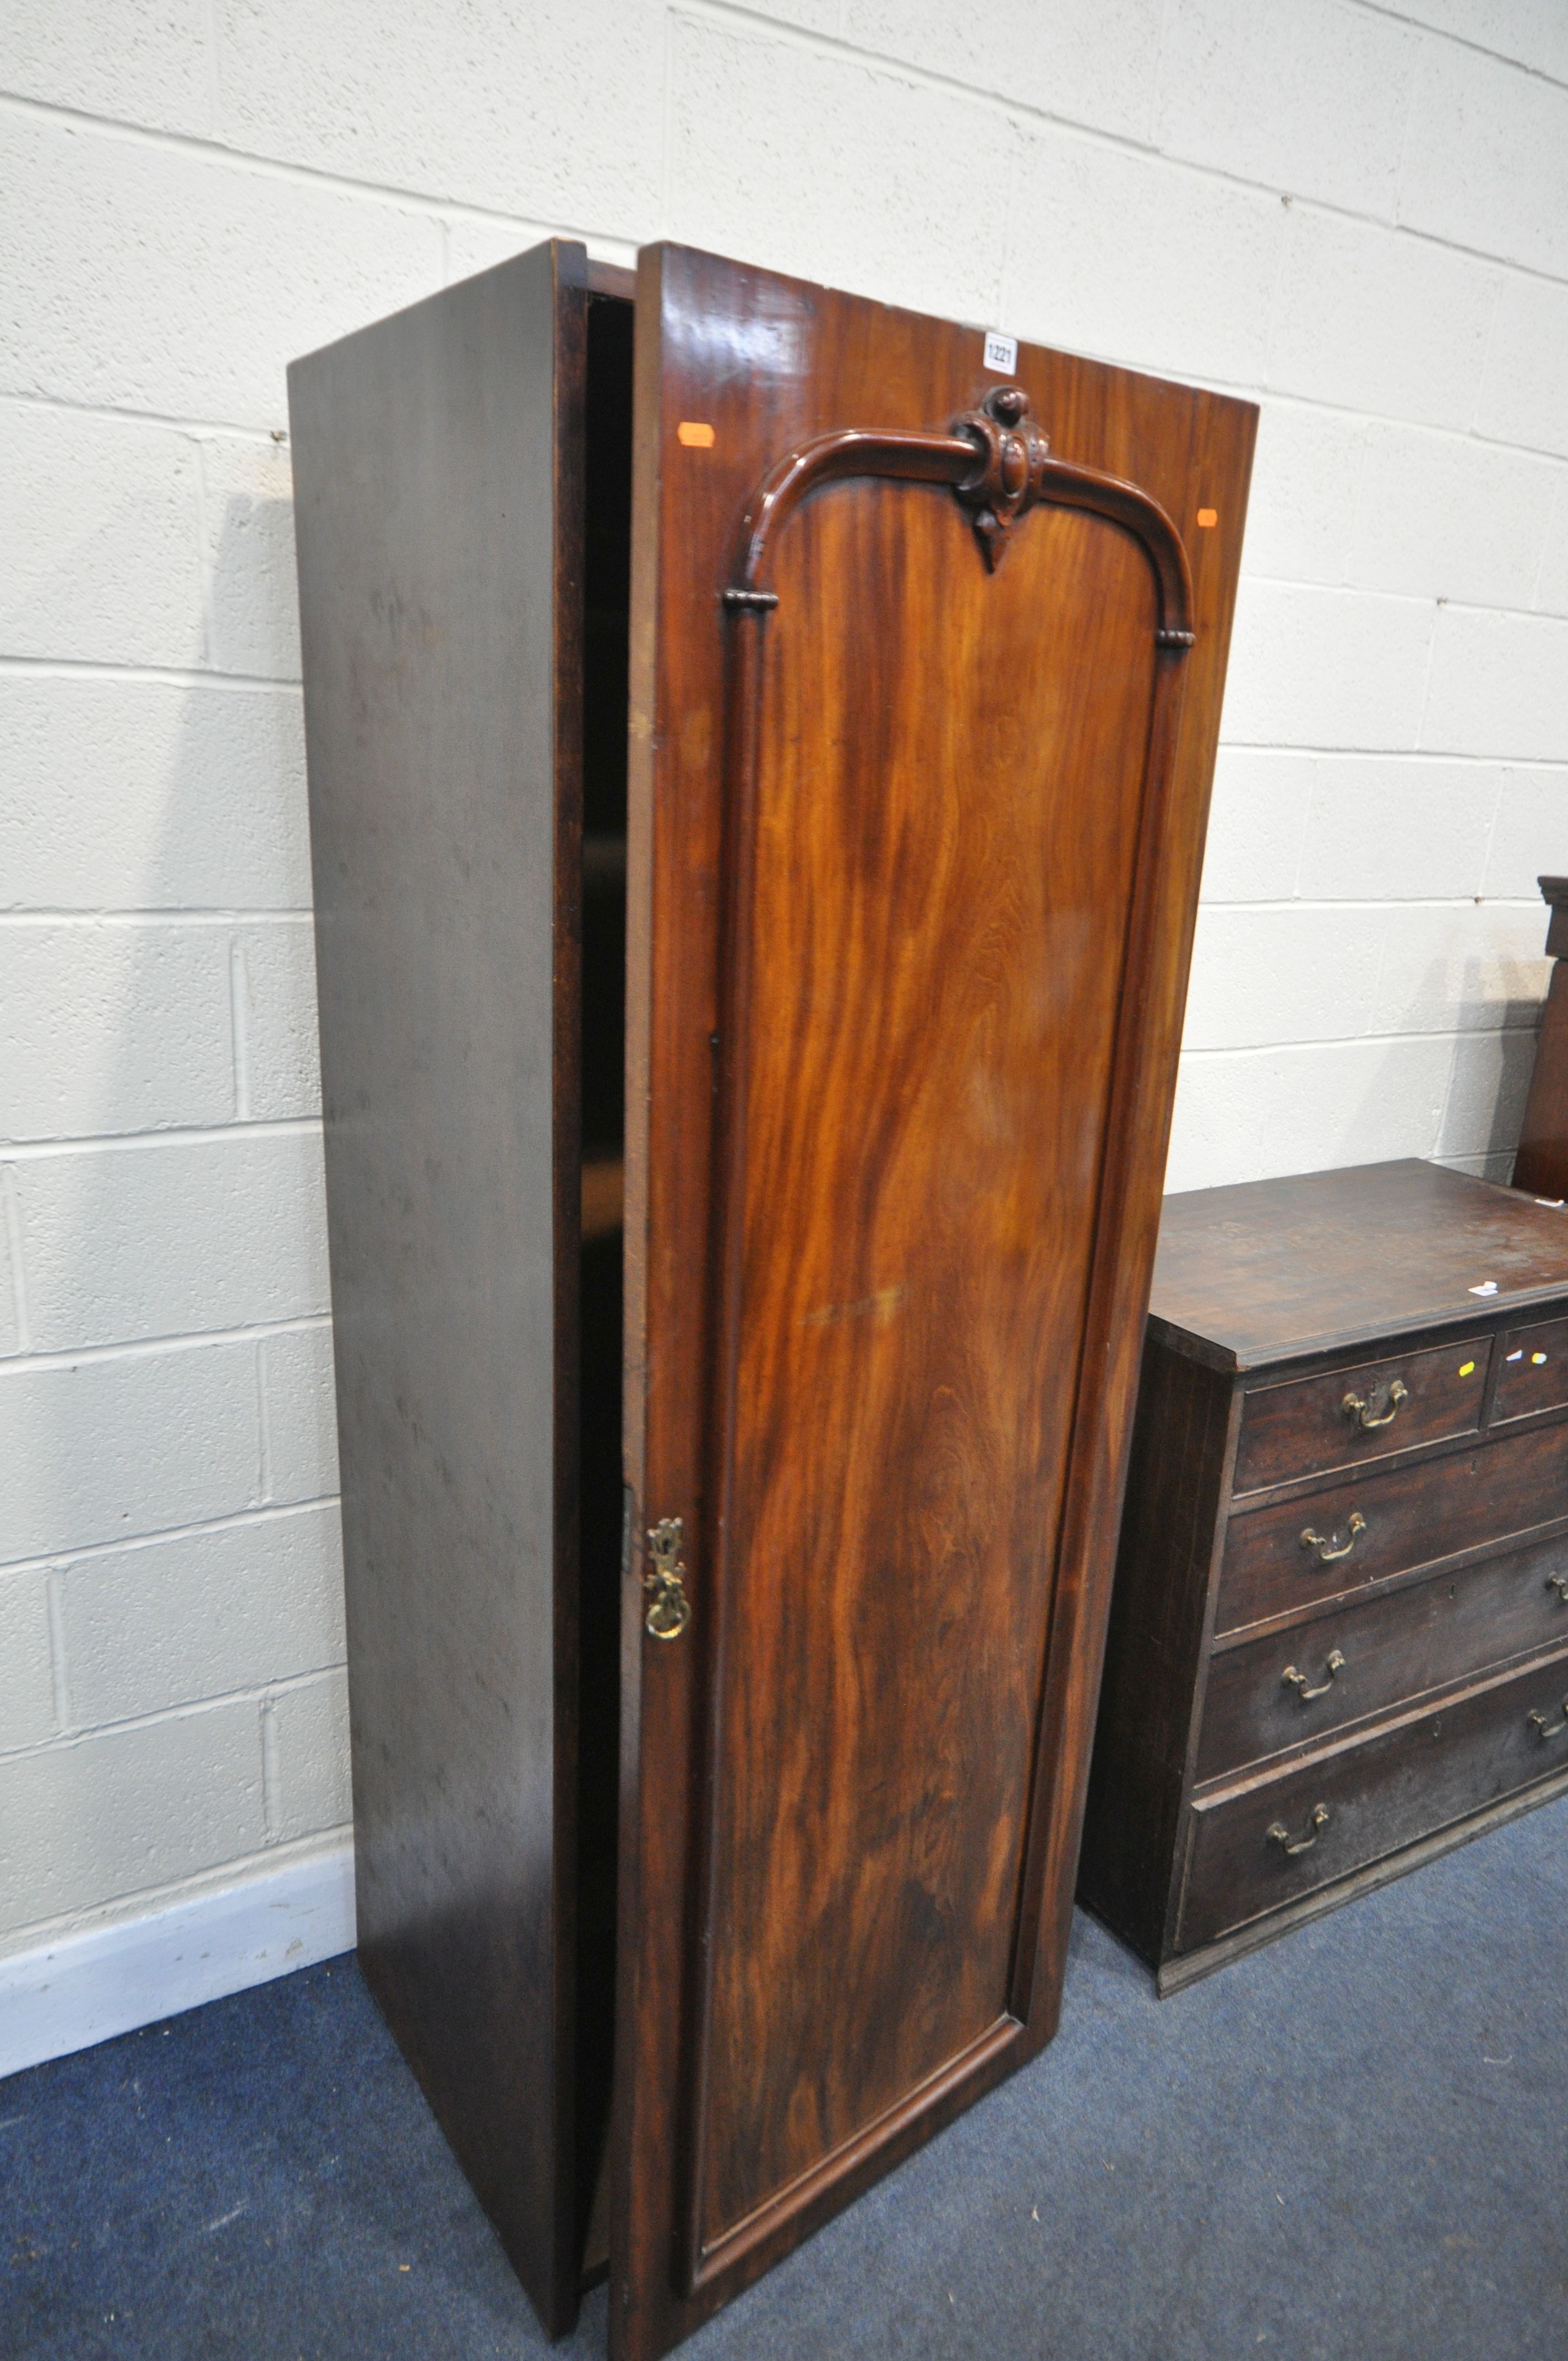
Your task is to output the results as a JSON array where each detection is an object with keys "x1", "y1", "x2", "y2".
[{"x1": 285, "y1": 238, "x2": 1260, "y2": 432}]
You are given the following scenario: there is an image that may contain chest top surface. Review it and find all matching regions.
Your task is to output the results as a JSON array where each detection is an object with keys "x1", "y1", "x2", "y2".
[{"x1": 1150, "y1": 1160, "x2": 1568, "y2": 1372}]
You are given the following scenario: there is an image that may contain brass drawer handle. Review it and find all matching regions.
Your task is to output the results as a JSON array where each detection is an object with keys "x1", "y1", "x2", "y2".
[
  {"x1": 644, "y1": 1517, "x2": 692, "y2": 1640},
  {"x1": 1267, "y1": 1803, "x2": 1330, "y2": 1858},
  {"x1": 1527, "y1": 1696, "x2": 1568, "y2": 1740},
  {"x1": 1548, "y1": 1575, "x2": 1568, "y2": 1604},
  {"x1": 1282, "y1": 1647, "x2": 1346, "y2": 1703},
  {"x1": 1299, "y1": 1511, "x2": 1366, "y2": 1564},
  {"x1": 1341, "y1": 1377, "x2": 1407, "y2": 1431}
]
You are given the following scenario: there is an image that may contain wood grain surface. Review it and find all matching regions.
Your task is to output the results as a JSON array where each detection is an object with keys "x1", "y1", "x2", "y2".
[
  {"x1": 1150, "y1": 1161, "x2": 1568, "y2": 1371},
  {"x1": 1233, "y1": 1334, "x2": 1493, "y2": 1494},
  {"x1": 696, "y1": 478, "x2": 1156, "y2": 2259},
  {"x1": 612, "y1": 243, "x2": 1255, "y2": 2359},
  {"x1": 1197, "y1": 1527, "x2": 1568, "y2": 1781},
  {"x1": 290, "y1": 241, "x2": 588, "y2": 2335},
  {"x1": 1492, "y1": 1314, "x2": 1568, "y2": 1423},
  {"x1": 1178, "y1": 1644, "x2": 1568, "y2": 1951},
  {"x1": 1216, "y1": 1418, "x2": 1568, "y2": 1634},
  {"x1": 1077, "y1": 1336, "x2": 1239, "y2": 1964}
]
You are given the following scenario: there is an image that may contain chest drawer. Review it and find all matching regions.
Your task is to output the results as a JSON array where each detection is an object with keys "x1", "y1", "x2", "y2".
[
  {"x1": 1493, "y1": 1316, "x2": 1568, "y2": 1426},
  {"x1": 1233, "y1": 1335, "x2": 1491, "y2": 1496},
  {"x1": 1177, "y1": 1644, "x2": 1568, "y2": 1954},
  {"x1": 1215, "y1": 1417, "x2": 1568, "y2": 1636},
  {"x1": 1196, "y1": 1529, "x2": 1568, "y2": 1783}
]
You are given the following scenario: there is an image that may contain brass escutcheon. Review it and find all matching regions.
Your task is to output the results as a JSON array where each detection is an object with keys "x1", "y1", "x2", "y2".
[
  {"x1": 643, "y1": 1517, "x2": 692, "y2": 1641},
  {"x1": 1527, "y1": 1694, "x2": 1568, "y2": 1740}
]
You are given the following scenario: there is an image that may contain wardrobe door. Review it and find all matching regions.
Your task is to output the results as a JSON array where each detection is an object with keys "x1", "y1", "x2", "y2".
[
  {"x1": 613, "y1": 244, "x2": 1255, "y2": 2359},
  {"x1": 290, "y1": 240, "x2": 589, "y2": 2337}
]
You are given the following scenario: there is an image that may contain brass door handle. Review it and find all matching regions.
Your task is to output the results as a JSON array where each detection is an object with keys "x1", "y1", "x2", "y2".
[
  {"x1": 1267, "y1": 1803, "x2": 1330, "y2": 1857},
  {"x1": 1527, "y1": 1696, "x2": 1568, "y2": 1740},
  {"x1": 1299, "y1": 1511, "x2": 1366, "y2": 1564},
  {"x1": 644, "y1": 1517, "x2": 692, "y2": 1640},
  {"x1": 1548, "y1": 1575, "x2": 1568, "y2": 1604},
  {"x1": 1282, "y1": 1647, "x2": 1346, "y2": 1703},
  {"x1": 1342, "y1": 1377, "x2": 1408, "y2": 1430}
]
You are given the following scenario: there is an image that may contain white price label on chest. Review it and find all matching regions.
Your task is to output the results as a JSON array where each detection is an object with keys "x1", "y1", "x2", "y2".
[{"x1": 983, "y1": 330, "x2": 1017, "y2": 374}]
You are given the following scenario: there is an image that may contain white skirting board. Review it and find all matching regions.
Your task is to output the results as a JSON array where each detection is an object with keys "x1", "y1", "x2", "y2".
[{"x1": 0, "y1": 1843, "x2": 356, "y2": 2082}]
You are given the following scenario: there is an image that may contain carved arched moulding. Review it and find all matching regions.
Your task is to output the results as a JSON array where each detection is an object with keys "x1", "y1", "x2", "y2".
[{"x1": 723, "y1": 384, "x2": 1195, "y2": 646}]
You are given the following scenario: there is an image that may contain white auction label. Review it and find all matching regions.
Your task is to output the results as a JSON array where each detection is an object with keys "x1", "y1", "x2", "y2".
[{"x1": 983, "y1": 330, "x2": 1017, "y2": 373}]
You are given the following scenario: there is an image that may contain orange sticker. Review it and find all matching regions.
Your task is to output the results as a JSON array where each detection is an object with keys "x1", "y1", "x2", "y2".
[
  {"x1": 678, "y1": 421, "x2": 715, "y2": 448},
  {"x1": 1196, "y1": 507, "x2": 1218, "y2": 527}
]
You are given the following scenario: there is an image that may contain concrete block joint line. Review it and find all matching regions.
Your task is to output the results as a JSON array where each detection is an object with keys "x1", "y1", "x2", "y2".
[{"x1": 0, "y1": 0, "x2": 1565, "y2": 2060}]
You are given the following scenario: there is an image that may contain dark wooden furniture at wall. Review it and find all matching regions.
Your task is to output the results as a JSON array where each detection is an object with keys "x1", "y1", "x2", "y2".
[
  {"x1": 1513, "y1": 877, "x2": 1568, "y2": 1203},
  {"x1": 288, "y1": 240, "x2": 1255, "y2": 2356},
  {"x1": 1080, "y1": 1160, "x2": 1568, "y2": 1995}
]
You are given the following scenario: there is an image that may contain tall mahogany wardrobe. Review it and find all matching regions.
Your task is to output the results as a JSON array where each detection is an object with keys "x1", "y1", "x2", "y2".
[{"x1": 288, "y1": 239, "x2": 1255, "y2": 2358}]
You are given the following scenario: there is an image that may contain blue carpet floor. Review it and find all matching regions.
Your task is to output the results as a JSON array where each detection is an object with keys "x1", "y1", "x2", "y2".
[{"x1": 4, "y1": 1793, "x2": 1567, "y2": 2360}]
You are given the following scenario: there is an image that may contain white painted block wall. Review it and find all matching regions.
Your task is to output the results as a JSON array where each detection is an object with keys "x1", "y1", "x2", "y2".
[{"x1": 1, "y1": 0, "x2": 1565, "y2": 2066}]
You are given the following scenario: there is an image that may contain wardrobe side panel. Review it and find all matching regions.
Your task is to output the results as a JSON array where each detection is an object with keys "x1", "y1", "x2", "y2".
[{"x1": 288, "y1": 240, "x2": 585, "y2": 2335}]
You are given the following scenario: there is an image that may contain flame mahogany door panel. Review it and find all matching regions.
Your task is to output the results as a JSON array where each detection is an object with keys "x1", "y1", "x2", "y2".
[{"x1": 614, "y1": 247, "x2": 1256, "y2": 2358}]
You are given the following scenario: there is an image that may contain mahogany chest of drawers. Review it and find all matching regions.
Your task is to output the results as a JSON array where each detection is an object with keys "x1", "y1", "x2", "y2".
[{"x1": 1079, "y1": 1158, "x2": 1568, "y2": 1993}]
